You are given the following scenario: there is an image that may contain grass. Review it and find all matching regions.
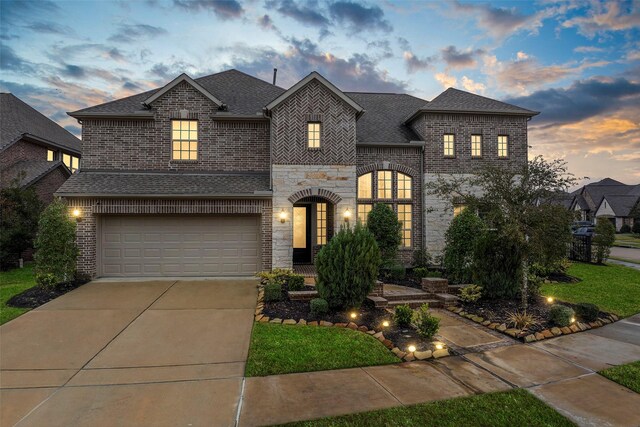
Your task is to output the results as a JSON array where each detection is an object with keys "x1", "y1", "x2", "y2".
[
  {"x1": 541, "y1": 262, "x2": 640, "y2": 318},
  {"x1": 280, "y1": 389, "x2": 575, "y2": 427},
  {"x1": 0, "y1": 264, "x2": 36, "y2": 325},
  {"x1": 614, "y1": 233, "x2": 640, "y2": 249},
  {"x1": 245, "y1": 322, "x2": 399, "y2": 376},
  {"x1": 600, "y1": 360, "x2": 640, "y2": 393}
]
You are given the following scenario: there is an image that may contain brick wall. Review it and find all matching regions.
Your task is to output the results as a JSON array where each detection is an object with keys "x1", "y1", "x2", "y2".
[
  {"x1": 81, "y1": 81, "x2": 270, "y2": 172},
  {"x1": 0, "y1": 140, "x2": 48, "y2": 172},
  {"x1": 65, "y1": 198, "x2": 272, "y2": 277},
  {"x1": 271, "y1": 79, "x2": 357, "y2": 165},
  {"x1": 32, "y1": 167, "x2": 68, "y2": 204}
]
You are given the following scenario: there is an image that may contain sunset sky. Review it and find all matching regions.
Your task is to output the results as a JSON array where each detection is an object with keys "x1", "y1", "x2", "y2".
[{"x1": 1, "y1": 0, "x2": 638, "y2": 185}]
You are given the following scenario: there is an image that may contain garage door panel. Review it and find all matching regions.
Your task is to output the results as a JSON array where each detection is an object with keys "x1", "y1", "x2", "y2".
[{"x1": 100, "y1": 215, "x2": 260, "y2": 277}]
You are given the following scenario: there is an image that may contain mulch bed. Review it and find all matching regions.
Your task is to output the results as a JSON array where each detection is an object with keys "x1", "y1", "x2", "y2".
[{"x1": 7, "y1": 279, "x2": 90, "y2": 309}]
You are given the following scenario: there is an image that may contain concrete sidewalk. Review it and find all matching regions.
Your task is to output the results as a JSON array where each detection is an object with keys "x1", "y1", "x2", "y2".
[{"x1": 239, "y1": 315, "x2": 640, "y2": 427}]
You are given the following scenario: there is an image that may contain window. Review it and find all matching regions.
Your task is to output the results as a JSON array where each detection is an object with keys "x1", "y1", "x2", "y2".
[
  {"x1": 307, "y1": 122, "x2": 321, "y2": 148},
  {"x1": 358, "y1": 173, "x2": 372, "y2": 199},
  {"x1": 317, "y1": 203, "x2": 327, "y2": 245},
  {"x1": 63, "y1": 154, "x2": 79, "y2": 173},
  {"x1": 498, "y1": 135, "x2": 508, "y2": 158},
  {"x1": 397, "y1": 204, "x2": 412, "y2": 247},
  {"x1": 443, "y1": 134, "x2": 455, "y2": 157},
  {"x1": 471, "y1": 135, "x2": 482, "y2": 158},
  {"x1": 357, "y1": 204, "x2": 372, "y2": 225},
  {"x1": 453, "y1": 204, "x2": 466, "y2": 217},
  {"x1": 47, "y1": 149, "x2": 55, "y2": 162},
  {"x1": 377, "y1": 170, "x2": 392, "y2": 199},
  {"x1": 397, "y1": 173, "x2": 412, "y2": 199},
  {"x1": 172, "y1": 120, "x2": 198, "y2": 160}
]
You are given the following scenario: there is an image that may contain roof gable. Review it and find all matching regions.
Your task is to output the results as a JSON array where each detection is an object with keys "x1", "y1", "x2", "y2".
[
  {"x1": 143, "y1": 73, "x2": 223, "y2": 107},
  {"x1": 265, "y1": 72, "x2": 364, "y2": 115},
  {"x1": 597, "y1": 195, "x2": 639, "y2": 217}
]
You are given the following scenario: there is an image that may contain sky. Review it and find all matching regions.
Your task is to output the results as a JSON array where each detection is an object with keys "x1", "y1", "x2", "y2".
[{"x1": 1, "y1": 0, "x2": 639, "y2": 185}]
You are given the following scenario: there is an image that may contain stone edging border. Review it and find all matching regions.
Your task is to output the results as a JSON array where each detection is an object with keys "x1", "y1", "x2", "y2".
[
  {"x1": 446, "y1": 305, "x2": 620, "y2": 343},
  {"x1": 254, "y1": 286, "x2": 450, "y2": 362}
]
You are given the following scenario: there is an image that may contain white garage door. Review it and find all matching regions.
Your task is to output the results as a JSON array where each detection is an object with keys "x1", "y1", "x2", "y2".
[{"x1": 100, "y1": 215, "x2": 260, "y2": 277}]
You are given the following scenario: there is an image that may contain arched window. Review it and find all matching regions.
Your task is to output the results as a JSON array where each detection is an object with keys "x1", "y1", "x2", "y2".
[{"x1": 357, "y1": 172, "x2": 372, "y2": 199}]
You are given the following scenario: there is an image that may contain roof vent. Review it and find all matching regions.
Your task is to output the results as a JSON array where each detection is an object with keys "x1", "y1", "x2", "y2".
[{"x1": 272, "y1": 68, "x2": 277, "y2": 85}]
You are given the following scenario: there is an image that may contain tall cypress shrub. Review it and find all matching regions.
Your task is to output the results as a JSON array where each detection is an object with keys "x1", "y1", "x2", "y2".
[
  {"x1": 473, "y1": 229, "x2": 523, "y2": 300},
  {"x1": 443, "y1": 208, "x2": 485, "y2": 284},
  {"x1": 366, "y1": 203, "x2": 401, "y2": 265}
]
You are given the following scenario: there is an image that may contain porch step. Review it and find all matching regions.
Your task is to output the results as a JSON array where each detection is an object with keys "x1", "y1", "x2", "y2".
[
  {"x1": 385, "y1": 291, "x2": 431, "y2": 302},
  {"x1": 447, "y1": 284, "x2": 468, "y2": 295},
  {"x1": 366, "y1": 296, "x2": 389, "y2": 308},
  {"x1": 388, "y1": 299, "x2": 442, "y2": 309},
  {"x1": 435, "y1": 293, "x2": 459, "y2": 307}
]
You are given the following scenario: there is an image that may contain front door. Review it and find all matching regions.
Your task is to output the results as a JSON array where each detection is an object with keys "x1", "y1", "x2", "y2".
[{"x1": 293, "y1": 205, "x2": 311, "y2": 264}]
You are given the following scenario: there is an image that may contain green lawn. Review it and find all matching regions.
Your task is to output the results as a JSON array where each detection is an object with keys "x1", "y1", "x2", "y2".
[
  {"x1": 0, "y1": 264, "x2": 36, "y2": 325},
  {"x1": 615, "y1": 234, "x2": 640, "y2": 249},
  {"x1": 245, "y1": 323, "x2": 399, "y2": 377},
  {"x1": 280, "y1": 389, "x2": 575, "y2": 427},
  {"x1": 541, "y1": 262, "x2": 640, "y2": 318},
  {"x1": 600, "y1": 360, "x2": 640, "y2": 393}
]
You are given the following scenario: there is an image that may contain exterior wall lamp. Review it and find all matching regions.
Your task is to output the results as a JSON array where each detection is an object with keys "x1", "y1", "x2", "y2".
[
  {"x1": 71, "y1": 208, "x2": 82, "y2": 222},
  {"x1": 343, "y1": 207, "x2": 352, "y2": 222},
  {"x1": 279, "y1": 209, "x2": 287, "y2": 223}
]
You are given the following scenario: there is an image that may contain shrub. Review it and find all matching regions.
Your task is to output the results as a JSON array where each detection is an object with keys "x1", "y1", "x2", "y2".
[
  {"x1": 575, "y1": 302, "x2": 599, "y2": 322},
  {"x1": 424, "y1": 270, "x2": 443, "y2": 278},
  {"x1": 264, "y1": 283, "x2": 282, "y2": 302},
  {"x1": 506, "y1": 310, "x2": 540, "y2": 330},
  {"x1": 549, "y1": 304, "x2": 575, "y2": 327},
  {"x1": 394, "y1": 304, "x2": 413, "y2": 327},
  {"x1": 632, "y1": 221, "x2": 640, "y2": 235},
  {"x1": 593, "y1": 220, "x2": 616, "y2": 264},
  {"x1": 316, "y1": 223, "x2": 381, "y2": 310},
  {"x1": 459, "y1": 285, "x2": 482, "y2": 303},
  {"x1": 288, "y1": 274, "x2": 305, "y2": 291},
  {"x1": 412, "y1": 249, "x2": 432, "y2": 268},
  {"x1": 310, "y1": 298, "x2": 329, "y2": 317},
  {"x1": 412, "y1": 267, "x2": 429, "y2": 279},
  {"x1": 620, "y1": 224, "x2": 631, "y2": 234},
  {"x1": 386, "y1": 263, "x2": 406, "y2": 280},
  {"x1": 444, "y1": 209, "x2": 485, "y2": 284},
  {"x1": 257, "y1": 269, "x2": 304, "y2": 290},
  {"x1": 34, "y1": 200, "x2": 78, "y2": 284},
  {"x1": 473, "y1": 230, "x2": 523, "y2": 300},
  {"x1": 35, "y1": 272, "x2": 57, "y2": 289},
  {"x1": 414, "y1": 303, "x2": 440, "y2": 339},
  {"x1": 367, "y1": 203, "x2": 401, "y2": 264}
]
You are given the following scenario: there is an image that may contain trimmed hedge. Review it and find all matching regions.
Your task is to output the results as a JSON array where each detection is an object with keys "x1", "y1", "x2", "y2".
[
  {"x1": 310, "y1": 298, "x2": 329, "y2": 317},
  {"x1": 575, "y1": 302, "x2": 599, "y2": 322},
  {"x1": 264, "y1": 283, "x2": 282, "y2": 302},
  {"x1": 549, "y1": 304, "x2": 574, "y2": 327}
]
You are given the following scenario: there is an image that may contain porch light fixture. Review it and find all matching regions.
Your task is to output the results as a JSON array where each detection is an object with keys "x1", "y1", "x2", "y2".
[
  {"x1": 546, "y1": 296, "x2": 554, "y2": 304},
  {"x1": 71, "y1": 208, "x2": 82, "y2": 222},
  {"x1": 408, "y1": 345, "x2": 416, "y2": 353},
  {"x1": 279, "y1": 209, "x2": 287, "y2": 223},
  {"x1": 382, "y1": 320, "x2": 390, "y2": 327},
  {"x1": 343, "y1": 208, "x2": 352, "y2": 222}
]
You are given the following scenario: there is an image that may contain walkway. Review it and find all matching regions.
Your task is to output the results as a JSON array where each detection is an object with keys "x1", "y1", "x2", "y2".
[{"x1": 239, "y1": 314, "x2": 640, "y2": 427}]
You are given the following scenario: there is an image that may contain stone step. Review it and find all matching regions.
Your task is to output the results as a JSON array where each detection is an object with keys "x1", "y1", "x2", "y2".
[
  {"x1": 384, "y1": 291, "x2": 431, "y2": 302},
  {"x1": 435, "y1": 293, "x2": 459, "y2": 307},
  {"x1": 447, "y1": 284, "x2": 466, "y2": 295},
  {"x1": 366, "y1": 296, "x2": 389, "y2": 308},
  {"x1": 388, "y1": 299, "x2": 442, "y2": 309}
]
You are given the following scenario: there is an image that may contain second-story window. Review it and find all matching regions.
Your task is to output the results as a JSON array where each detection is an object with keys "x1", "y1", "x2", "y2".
[
  {"x1": 307, "y1": 122, "x2": 321, "y2": 148},
  {"x1": 47, "y1": 149, "x2": 55, "y2": 162},
  {"x1": 471, "y1": 135, "x2": 482, "y2": 158},
  {"x1": 63, "y1": 153, "x2": 79, "y2": 173},
  {"x1": 443, "y1": 134, "x2": 455, "y2": 157},
  {"x1": 377, "y1": 170, "x2": 392, "y2": 199},
  {"x1": 397, "y1": 173, "x2": 412, "y2": 199},
  {"x1": 172, "y1": 120, "x2": 198, "y2": 160},
  {"x1": 498, "y1": 135, "x2": 509, "y2": 158}
]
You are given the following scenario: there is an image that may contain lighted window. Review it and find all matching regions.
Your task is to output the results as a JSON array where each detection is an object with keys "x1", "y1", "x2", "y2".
[
  {"x1": 47, "y1": 149, "x2": 55, "y2": 162},
  {"x1": 397, "y1": 204, "x2": 412, "y2": 247},
  {"x1": 377, "y1": 170, "x2": 392, "y2": 199},
  {"x1": 471, "y1": 135, "x2": 482, "y2": 158},
  {"x1": 307, "y1": 122, "x2": 321, "y2": 148},
  {"x1": 357, "y1": 204, "x2": 372, "y2": 225},
  {"x1": 63, "y1": 154, "x2": 79, "y2": 173},
  {"x1": 498, "y1": 135, "x2": 508, "y2": 158},
  {"x1": 357, "y1": 173, "x2": 372, "y2": 199},
  {"x1": 453, "y1": 204, "x2": 466, "y2": 217},
  {"x1": 397, "y1": 173, "x2": 412, "y2": 199},
  {"x1": 444, "y1": 134, "x2": 455, "y2": 157},
  {"x1": 317, "y1": 203, "x2": 327, "y2": 245},
  {"x1": 172, "y1": 120, "x2": 198, "y2": 160}
]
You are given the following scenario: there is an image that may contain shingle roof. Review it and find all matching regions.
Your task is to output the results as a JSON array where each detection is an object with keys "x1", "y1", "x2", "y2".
[
  {"x1": 1, "y1": 93, "x2": 82, "y2": 152},
  {"x1": 408, "y1": 88, "x2": 539, "y2": 120},
  {"x1": 1, "y1": 160, "x2": 70, "y2": 188},
  {"x1": 70, "y1": 70, "x2": 286, "y2": 117},
  {"x1": 345, "y1": 92, "x2": 426, "y2": 144},
  {"x1": 55, "y1": 171, "x2": 271, "y2": 197},
  {"x1": 602, "y1": 195, "x2": 639, "y2": 217}
]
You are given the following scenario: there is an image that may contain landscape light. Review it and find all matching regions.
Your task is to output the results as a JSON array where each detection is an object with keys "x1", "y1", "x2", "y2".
[
  {"x1": 435, "y1": 342, "x2": 444, "y2": 350},
  {"x1": 547, "y1": 297, "x2": 554, "y2": 303},
  {"x1": 408, "y1": 345, "x2": 416, "y2": 353},
  {"x1": 382, "y1": 320, "x2": 390, "y2": 327},
  {"x1": 571, "y1": 317, "x2": 576, "y2": 323},
  {"x1": 350, "y1": 312, "x2": 357, "y2": 319}
]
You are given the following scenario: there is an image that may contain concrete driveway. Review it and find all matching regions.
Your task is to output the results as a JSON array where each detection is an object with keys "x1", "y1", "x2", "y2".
[{"x1": 0, "y1": 278, "x2": 258, "y2": 427}]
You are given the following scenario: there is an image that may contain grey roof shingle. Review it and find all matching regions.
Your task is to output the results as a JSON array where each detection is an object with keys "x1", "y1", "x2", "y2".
[
  {"x1": 603, "y1": 195, "x2": 639, "y2": 217},
  {"x1": 1, "y1": 93, "x2": 82, "y2": 152},
  {"x1": 70, "y1": 70, "x2": 286, "y2": 117},
  {"x1": 1, "y1": 160, "x2": 69, "y2": 188},
  {"x1": 411, "y1": 88, "x2": 539, "y2": 118},
  {"x1": 55, "y1": 171, "x2": 271, "y2": 197},
  {"x1": 345, "y1": 92, "x2": 426, "y2": 144}
]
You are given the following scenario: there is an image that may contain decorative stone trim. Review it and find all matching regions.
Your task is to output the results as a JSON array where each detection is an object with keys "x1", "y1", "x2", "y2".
[
  {"x1": 356, "y1": 162, "x2": 419, "y2": 178},
  {"x1": 446, "y1": 305, "x2": 620, "y2": 342},
  {"x1": 287, "y1": 187, "x2": 342, "y2": 204}
]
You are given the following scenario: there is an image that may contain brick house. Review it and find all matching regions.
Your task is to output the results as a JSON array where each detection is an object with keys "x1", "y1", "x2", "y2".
[
  {"x1": 1, "y1": 93, "x2": 82, "y2": 204},
  {"x1": 58, "y1": 70, "x2": 538, "y2": 278},
  {"x1": 569, "y1": 178, "x2": 640, "y2": 230}
]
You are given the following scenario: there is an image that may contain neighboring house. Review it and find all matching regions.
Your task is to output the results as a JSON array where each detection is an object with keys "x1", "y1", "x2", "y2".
[
  {"x1": 1, "y1": 93, "x2": 82, "y2": 203},
  {"x1": 569, "y1": 178, "x2": 640, "y2": 230},
  {"x1": 58, "y1": 69, "x2": 538, "y2": 278}
]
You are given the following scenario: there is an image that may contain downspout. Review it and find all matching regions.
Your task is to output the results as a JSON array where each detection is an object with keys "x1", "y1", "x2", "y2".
[{"x1": 421, "y1": 142, "x2": 426, "y2": 254}]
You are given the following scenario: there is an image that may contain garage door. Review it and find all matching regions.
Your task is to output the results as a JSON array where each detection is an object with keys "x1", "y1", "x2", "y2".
[{"x1": 100, "y1": 215, "x2": 260, "y2": 277}]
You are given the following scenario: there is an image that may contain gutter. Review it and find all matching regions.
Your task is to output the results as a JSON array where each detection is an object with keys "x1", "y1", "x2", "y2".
[
  {"x1": 67, "y1": 112, "x2": 154, "y2": 120},
  {"x1": 55, "y1": 191, "x2": 273, "y2": 199},
  {"x1": 357, "y1": 141, "x2": 425, "y2": 148}
]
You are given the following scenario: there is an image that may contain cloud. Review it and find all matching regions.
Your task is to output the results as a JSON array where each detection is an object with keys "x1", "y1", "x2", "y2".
[
  {"x1": 441, "y1": 45, "x2": 485, "y2": 69},
  {"x1": 562, "y1": 1, "x2": 640, "y2": 38},
  {"x1": 148, "y1": 59, "x2": 198, "y2": 81},
  {"x1": 23, "y1": 21, "x2": 75, "y2": 36},
  {"x1": 328, "y1": 1, "x2": 392, "y2": 33},
  {"x1": 574, "y1": 46, "x2": 605, "y2": 53},
  {"x1": 48, "y1": 43, "x2": 129, "y2": 64},
  {"x1": 173, "y1": 0, "x2": 244, "y2": 19},
  {"x1": 435, "y1": 72, "x2": 457, "y2": 88},
  {"x1": 108, "y1": 23, "x2": 168, "y2": 43},
  {"x1": 0, "y1": 44, "x2": 36, "y2": 74},
  {"x1": 403, "y1": 51, "x2": 435, "y2": 73},
  {"x1": 461, "y1": 76, "x2": 485, "y2": 94},
  {"x1": 266, "y1": 0, "x2": 330, "y2": 36},
  {"x1": 452, "y1": 0, "x2": 545, "y2": 39}
]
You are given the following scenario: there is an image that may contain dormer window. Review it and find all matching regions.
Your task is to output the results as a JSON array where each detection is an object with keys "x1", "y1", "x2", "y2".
[
  {"x1": 307, "y1": 122, "x2": 321, "y2": 148},
  {"x1": 172, "y1": 120, "x2": 198, "y2": 160}
]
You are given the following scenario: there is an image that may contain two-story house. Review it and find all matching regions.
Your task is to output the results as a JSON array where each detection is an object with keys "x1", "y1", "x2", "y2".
[
  {"x1": 57, "y1": 69, "x2": 538, "y2": 278},
  {"x1": 1, "y1": 93, "x2": 82, "y2": 203}
]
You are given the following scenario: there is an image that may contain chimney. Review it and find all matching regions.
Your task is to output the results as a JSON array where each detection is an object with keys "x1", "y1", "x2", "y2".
[{"x1": 272, "y1": 68, "x2": 278, "y2": 85}]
